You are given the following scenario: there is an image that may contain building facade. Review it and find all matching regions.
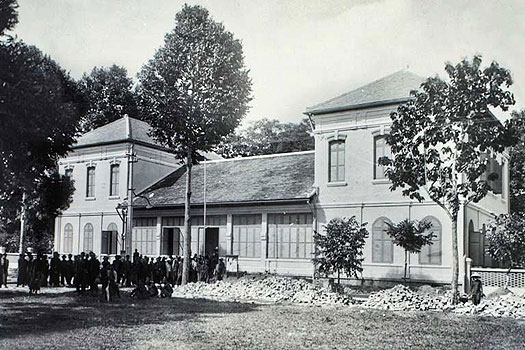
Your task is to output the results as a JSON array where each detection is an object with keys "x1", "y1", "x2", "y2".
[
  {"x1": 54, "y1": 71, "x2": 510, "y2": 285},
  {"x1": 54, "y1": 116, "x2": 178, "y2": 256}
]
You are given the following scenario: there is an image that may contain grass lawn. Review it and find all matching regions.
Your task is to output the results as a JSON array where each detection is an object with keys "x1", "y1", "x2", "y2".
[{"x1": 0, "y1": 288, "x2": 523, "y2": 349}]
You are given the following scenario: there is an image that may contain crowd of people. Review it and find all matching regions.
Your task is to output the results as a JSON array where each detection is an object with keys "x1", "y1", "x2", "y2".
[{"x1": 11, "y1": 247, "x2": 226, "y2": 302}]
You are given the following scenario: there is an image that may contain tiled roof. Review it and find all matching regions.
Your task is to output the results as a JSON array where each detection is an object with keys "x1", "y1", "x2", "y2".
[
  {"x1": 134, "y1": 151, "x2": 315, "y2": 207},
  {"x1": 74, "y1": 116, "x2": 162, "y2": 148},
  {"x1": 306, "y1": 70, "x2": 425, "y2": 115}
]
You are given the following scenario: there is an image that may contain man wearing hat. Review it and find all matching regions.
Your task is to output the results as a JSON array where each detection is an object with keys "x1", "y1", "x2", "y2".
[{"x1": 470, "y1": 273, "x2": 484, "y2": 305}]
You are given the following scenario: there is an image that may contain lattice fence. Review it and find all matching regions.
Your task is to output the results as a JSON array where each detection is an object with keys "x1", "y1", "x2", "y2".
[{"x1": 471, "y1": 267, "x2": 525, "y2": 288}]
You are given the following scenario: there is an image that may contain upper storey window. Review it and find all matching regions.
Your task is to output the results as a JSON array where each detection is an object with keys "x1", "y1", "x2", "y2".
[
  {"x1": 110, "y1": 164, "x2": 120, "y2": 196},
  {"x1": 86, "y1": 167, "x2": 95, "y2": 198},
  {"x1": 374, "y1": 135, "x2": 391, "y2": 179},
  {"x1": 329, "y1": 140, "x2": 345, "y2": 182}
]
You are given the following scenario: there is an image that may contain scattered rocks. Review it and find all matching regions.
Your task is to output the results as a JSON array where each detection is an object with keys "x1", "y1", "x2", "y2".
[
  {"x1": 172, "y1": 275, "x2": 353, "y2": 305},
  {"x1": 454, "y1": 293, "x2": 525, "y2": 319},
  {"x1": 361, "y1": 285, "x2": 454, "y2": 311}
]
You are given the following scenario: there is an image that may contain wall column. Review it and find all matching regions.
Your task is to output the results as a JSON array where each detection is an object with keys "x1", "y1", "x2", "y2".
[
  {"x1": 458, "y1": 203, "x2": 466, "y2": 290},
  {"x1": 226, "y1": 214, "x2": 233, "y2": 255},
  {"x1": 156, "y1": 216, "x2": 162, "y2": 255},
  {"x1": 261, "y1": 212, "x2": 268, "y2": 264}
]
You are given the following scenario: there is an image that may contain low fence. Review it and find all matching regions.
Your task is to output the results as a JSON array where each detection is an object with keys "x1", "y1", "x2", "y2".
[{"x1": 471, "y1": 266, "x2": 525, "y2": 289}]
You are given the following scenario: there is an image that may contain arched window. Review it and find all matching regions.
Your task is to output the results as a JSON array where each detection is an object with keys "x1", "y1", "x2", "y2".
[
  {"x1": 63, "y1": 223, "x2": 73, "y2": 253},
  {"x1": 102, "y1": 222, "x2": 118, "y2": 255},
  {"x1": 419, "y1": 216, "x2": 442, "y2": 265},
  {"x1": 372, "y1": 217, "x2": 393, "y2": 263},
  {"x1": 83, "y1": 223, "x2": 94, "y2": 252},
  {"x1": 329, "y1": 140, "x2": 345, "y2": 182}
]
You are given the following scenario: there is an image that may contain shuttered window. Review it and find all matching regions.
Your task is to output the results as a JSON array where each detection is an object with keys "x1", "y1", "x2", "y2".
[
  {"x1": 232, "y1": 215, "x2": 261, "y2": 258},
  {"x1": 374, "y1": 135, "x2": 391, "y2": 179},
  {"x1": 267, "y1": 213, "x2": 313, "y2": 259},
  {"x1": 372, "y1": 217, "x2": 393, "y2": 263},
  {"x1": 86, "y1": 167, "x2": 95, "y2": 197},
  {"x1": 329, "y1": 140, "x2": 345, "y2": 182},
  {"x1": 110, "y1": 164, "x2": 119, "y2": 196},
  {"x1": 419, "y1": 216, "x2": 442, "y2": 265},
  {"x1": 83, "y1": 223, "x2": 94, "y2": 252},
  {"x1": 63, "y1": 224, "x2": 74, "y2": 253}
]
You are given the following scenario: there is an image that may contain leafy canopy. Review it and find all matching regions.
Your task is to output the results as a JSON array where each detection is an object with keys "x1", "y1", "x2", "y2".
[
  {"x1": 137, "y1": 5, "x2": 252, "y2": 159},
  {"x1": 385, "y1": 219, "x2": 434, "y2": 254},
  {"x1": 380, "y1": 56, "x2": 516, "y2": 218},
  {"x1": 508, "y1": 110, "x2": 525, "y2": 214},
  {"x1": 0, "y1": 0, "x2": 18, "y2": 36},
  {"x1": 486, "y1": 213, "x2": 525, "y2": 269},
  {"x1": 79, "y1": 64, "x2": 139, "y2": 132},
  {"x1": 215, "y1": 117, "x2": 314, "y2": 158},
  {"x1": 313, "y1": 217, "x2": 369, "y2": 279}
]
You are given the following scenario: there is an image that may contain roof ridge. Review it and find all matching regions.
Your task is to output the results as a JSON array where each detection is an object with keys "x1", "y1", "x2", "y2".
[
  {"x1": 77, "y1": 116, "x2": 126, "y2": 139},
  {"x1": 201, "y1": 150, "x2": 314, "y2": 164}
]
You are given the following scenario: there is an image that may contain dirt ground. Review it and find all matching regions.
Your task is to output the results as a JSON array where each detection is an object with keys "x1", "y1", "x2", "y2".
[{"x1": 0, "y1": 287, "x2": 524, "y2": 350}]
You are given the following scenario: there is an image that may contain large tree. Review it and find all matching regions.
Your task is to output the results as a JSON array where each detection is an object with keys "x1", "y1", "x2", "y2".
[
  {"x1": 379, "y1": 56, "x2": 516, "y2": 303},
  {"x1": 79, "y1": 64, "x2": 139, "y2": 132},
  {"x1": 0, "y1": 4, "x2": 84, "y2": 252},
  {"x1": 215, "y1": 117, "x2": 314, "y2": 158},
  {"x1": 508, "y1": 110, "x2": 525, "y2": 214},
  {"x1": 0, "y1": 0, "x2": 17, "y2": 36},
  {"x1": 137, "y1": 5, "x2": 252, "y2": 284}
]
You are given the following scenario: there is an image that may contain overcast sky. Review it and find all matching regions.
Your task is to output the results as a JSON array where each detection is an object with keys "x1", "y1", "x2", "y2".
[{"x1": 12, "y1": 0, "x2": 525, "y2": 124}]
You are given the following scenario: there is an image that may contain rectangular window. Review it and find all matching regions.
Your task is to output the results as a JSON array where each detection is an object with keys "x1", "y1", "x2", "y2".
[
  {"x1": 101, "y1": 231, "x2": 118, "y2": 255},
  {"x1": 131, "y1": 218, "x2": 157, "y2": 256},
  {"x1": 374, "y1": 136, "x2": 391, "y2": 179},
  {"x1": 232, "y1": 214, "x2": 261, "y2": 258},
  {"x1": 65, "y1": 169, "x2": 73, "y2": 179},
  {"x1": 329, "y1": 140, "x2": 345, "y2": 182},
  {"x1": 110, "y1": 164, "x2": 119, "y2": 196},
  {"x1": 483, "y1": 155, "x2": 503, "y2": 195},
  {"x1": 267, "y1": 213, "x2": 313, "y2": 259},
  {"x1": 86, "y1": 167, "x2": 95, "y2": 197}
]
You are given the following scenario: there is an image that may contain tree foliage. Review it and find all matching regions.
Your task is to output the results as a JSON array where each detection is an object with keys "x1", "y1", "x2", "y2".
[
  {"x1": 0, "y1": 0, "x2": 18, "y2": 36},
  {"x1": 215, "y1": 117, "x2": 314, "y2": 158},
  {"x1": 79, "y1": 64, "x2": 139, "y2": 132},
  {"x1": 508, "y1": 110, "x2": 525, "y2": 214},
  {"x1": 0, "y1": 18, "x2": 83, "y2": 251},
  {"x1": 137, "y1": 5, "x2": 252, "y2": 284},
  {"x1": 379, "y1": 56, "x2": 516, "y2": 302},
  {"x1": 486, "y1": 213, "x2": 525, "y2": 271},
  {"x1": 313, "y1": 217, "x2": 368, "y2": 285},
  {"x1": 385, "y1": 219, "x2": 433, "y2": 281}
]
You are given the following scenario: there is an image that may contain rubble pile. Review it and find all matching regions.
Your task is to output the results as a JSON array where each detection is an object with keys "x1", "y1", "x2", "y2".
[
  {"x1": 454, "y1": 294, "x2": 525, "y2": 319},
  {"x1": 361, "y1": 285, "x2": 454, "y2": 311},
  {"x1": 172, "y1": 275, "x2": 352, "y2": 305}
]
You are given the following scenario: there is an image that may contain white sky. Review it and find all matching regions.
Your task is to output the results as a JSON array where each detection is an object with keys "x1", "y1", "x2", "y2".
[{"x1": 12, "y1": 0, "x2": 525, "y2": 124}]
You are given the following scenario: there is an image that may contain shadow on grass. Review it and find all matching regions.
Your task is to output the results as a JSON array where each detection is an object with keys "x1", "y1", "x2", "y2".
[{"x1": 0, "y1": 289, "x2": 258, "y2": 340}]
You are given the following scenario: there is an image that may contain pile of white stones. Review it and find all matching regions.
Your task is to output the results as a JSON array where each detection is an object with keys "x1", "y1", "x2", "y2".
[
  {"x1": 361, "y1": 285, "x2": 454, "y2": 311},
  {"x1": 172, "y1": 275, "x2": 352, "y2": 305},
  {"x1": 453, "y1": 293, "x2": 525, "y2": 319},
  {"x1": 361, "y1": 284, "x2": 525, "y2": 319}
]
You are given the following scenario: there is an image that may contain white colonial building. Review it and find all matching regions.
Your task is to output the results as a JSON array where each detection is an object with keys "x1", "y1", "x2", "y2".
[{"x1": 54, "y1": 71, "x2": 509, "y2": 287}]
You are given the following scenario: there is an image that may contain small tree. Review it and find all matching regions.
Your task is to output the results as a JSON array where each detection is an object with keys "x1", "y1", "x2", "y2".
[
  {"x1": 313, "y1": 217, "x2": 368, "y2": 287},
  {"x1": 385, "y1": 219, "x2": 433, "y2": 283},
  {"x1": 486, "y1": 213, "x2": 525, "y2": 289}
]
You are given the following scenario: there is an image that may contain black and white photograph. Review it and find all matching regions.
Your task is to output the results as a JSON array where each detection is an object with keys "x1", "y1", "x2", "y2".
[{"x1": 1, "y1": 0, "x2": 525, "y2": 349}]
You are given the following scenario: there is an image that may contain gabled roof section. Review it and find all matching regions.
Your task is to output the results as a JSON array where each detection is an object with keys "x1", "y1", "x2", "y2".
[
  {"x1": 74, "y1": 116, "x2": 164, "y2": 149},
  {"x1": 306, "y1": 70, "x2": 426, "y2": 115},
  {"x1": 133, "y1": 151, "x2": 315, "y2": 208}
]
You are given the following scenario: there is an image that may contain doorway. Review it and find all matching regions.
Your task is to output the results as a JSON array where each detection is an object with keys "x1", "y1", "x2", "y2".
[
  {"x1": 205, "y1": 227, "x2": 219, "y2": 256},
  {"x1": 162, "y1": 227, "x2": 182, "y2": 256}
]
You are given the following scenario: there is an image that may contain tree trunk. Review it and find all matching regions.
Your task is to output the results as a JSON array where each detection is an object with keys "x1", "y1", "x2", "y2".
[
  {"x1": 19, "y1": 192, "x2": 26, "y2": 254},
  {"x1": 403, "y1": 250, "x2": 408, "y2": 284},
  {"x1": 337, "y1": 269, "x2": 340, "y2": 287},
  {"x1": 505, "y1": 266, "x2": 512, "y2": 290},
  {"x1": 451, "y1": 217, "x2": 459, "y2": 304},
  {"x1": 181, "y1": 147, "x2": 193, "y2": 285}
]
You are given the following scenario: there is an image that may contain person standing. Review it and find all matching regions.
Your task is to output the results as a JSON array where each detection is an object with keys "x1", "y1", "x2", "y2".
[
  {"x1": 0, "y1": 253, "x2": 7, "y2": 287},
  {"x1": 16, "y1": 254, "x2": 25, "y2": 287},
  {"x1": 471, "y1": 273, "x2": 484, "y2": 305},
  {"x1": 49, "y1": 252, "x2": 61, "y2": 287}
]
